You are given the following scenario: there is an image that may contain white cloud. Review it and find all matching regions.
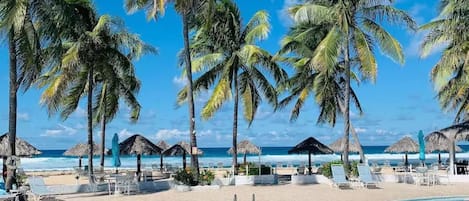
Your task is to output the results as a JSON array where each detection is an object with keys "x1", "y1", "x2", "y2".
[
  {"x1": 408, "y1": 3, "x2": 428, "y2": 25},
  {"x1": 172, "y1": 76, "x2": 187, "y2": 88},
  {"x1": 41, "y1": 124, "x2": 78, "y2": 137},
  {"x1": 17, "y1": 112, "x2": 29, "y2": 121},
  {"x1": 155, "y1": 129, "x2": 188, "y2": 140},
  {"x1": 277, "y1": 0, "x2": 301, "y2": 28},
  {"x1": 354, "y1": 127, "x2": 367, "y2": 133},
  {"x1": 72, "y1": 106, "x2": 87, "y2": 118},
  {"x1": 118, "y1": 129, "x2": 135, "y2": 139}
]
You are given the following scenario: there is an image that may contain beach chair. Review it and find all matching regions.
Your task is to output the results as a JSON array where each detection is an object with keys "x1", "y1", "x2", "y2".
[
  {"x1": 115, "y1": 175, "x2": 139, "y2": 195},
  {"x1": 27, "y1": 176, "x2": 60, "y2": 201},
  {"x1": 357, "y1": 164, "x2": 379, "y2": 188},
  {"x1": 331, "y1": 164, "x2": 350, "y2": 188}
]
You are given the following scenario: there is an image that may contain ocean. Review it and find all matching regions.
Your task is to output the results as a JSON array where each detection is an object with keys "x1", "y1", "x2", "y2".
[{"x1": 15, "y1": 146, "x2": 469, "y2": 171}]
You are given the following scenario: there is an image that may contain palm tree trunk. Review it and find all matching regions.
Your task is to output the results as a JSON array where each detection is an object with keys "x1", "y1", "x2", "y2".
[
  {"x1": 6, "y1": 29, "x2": 17, "y2": 191},
  {"x1": 87, "y1": 67, "x2": 94, "y2": 183},
  {"x1": 182, "y1": 11, "x2": 199, "y2": 178},
  {"x1": 232, "y1": 67, "x2": 239, "y2": 175},
  {"x1": 342, "y1": 34, "x2": 351, "y2": 170},
  {"x1": 100, "y1": 113, "x2": 106, "y2": 170}
]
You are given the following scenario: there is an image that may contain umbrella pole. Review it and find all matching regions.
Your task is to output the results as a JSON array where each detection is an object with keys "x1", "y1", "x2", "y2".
[
  {"x1": 137, "y1": 154, "x2": 141, "y2": 181},
  {"x1": 244, "y1": 153, "x2": 247, "y2": 165},
  {"x1": 160, "y1": 155, "x2": 164, "y2": 172},
  {"x1": 438, "y1": 152, "x2": 441, "y2": 165},
  {"x1": 308, "y1": 150, "x2": 312, "y2": 175},
  {"x1": 2, "y1": 157, "x2": 6, "y2": 182},
  {"x1": 183, "y1": 152, "x2": 186, "y2": 169},
  {"x1": 79, "y1": 156, "x2": 82, "y2": 169}
]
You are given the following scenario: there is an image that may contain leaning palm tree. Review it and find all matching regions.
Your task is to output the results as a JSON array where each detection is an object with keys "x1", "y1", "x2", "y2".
[
  {"x1": 276, "y1": 21, "x2": 366, "y2": 162},
  {"x1": 420, "y1": 0, "x2": 469, "y2": 123},
  {"x1": 39, "y1": 14, "x2": 154, "y2": 183},
  {"x1": 177, "y1": 1, "x2": 287, "y2": 174},
  {"x1": 124, "y1": 0, "x2": 214, "y2": 177},
  {"x1": 0, "y1": 0, "x2": 90, "y2": 190},
  {"x1": 289, "y1": 0, "x2": 416, "y2": 166}
]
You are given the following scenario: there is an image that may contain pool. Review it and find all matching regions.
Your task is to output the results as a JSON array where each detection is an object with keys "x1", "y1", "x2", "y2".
[{"x1": 401, "y1": 196, "x2": 469, "y2": 201}]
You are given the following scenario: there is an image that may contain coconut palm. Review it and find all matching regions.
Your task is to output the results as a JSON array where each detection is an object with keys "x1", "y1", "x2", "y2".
[
  {"x1": 124, "y1": 0, "x2": 214, "y2": 176},
  {"x1": 276, "y1": 22, "x2": 367, "y2": 162},
  {"x1": 177, "y1": 1, "x2": 287, "y2": 174},
  {"x1": 39, "y1": 13, "x2": 154, "y2": 182},
  {"x1": 0, "y1": 0, "x2": 90, "y2": 190},
  {"x1": 420, "y1": 0, "x2": 469, "y2": 123},
  {"x1": 289, "y1": 0, "x2": 415, "y2": 166}
]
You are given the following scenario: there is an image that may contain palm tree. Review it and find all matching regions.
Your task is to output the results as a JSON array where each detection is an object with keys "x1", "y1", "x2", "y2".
[
  {"x1": 177, "y1": 1, "x2": 287, "y2": 174},
  {"x1": 421, "y1": 0, "x2": 469, "y2": 122},
  {"x1": 94, "y1": 60, "x2": 143, "y2": 169},
  {"x1": 289, "y1": 0, "x2": 415, "y2": 166},
  {"x1": 39, "y1": 14, "x2": 154, "y2": 182},
  {"x1": 124, "y1": 0, "x2": 214, "y2": 177},
  {"x1": 420, "y1": 0, "x2": 468, "y2": 173},
  {"x1": 276, "y1": 22, "x2": 367, "y2": 161},
  {"x1": 0, "y1": 0, "x2": 82, "y2": 190}
]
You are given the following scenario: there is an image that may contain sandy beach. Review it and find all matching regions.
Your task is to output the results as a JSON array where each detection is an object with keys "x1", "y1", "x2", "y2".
[
  {"x1": 54, "y1": 182, "x2": 469, "y2": 201},
  {"x1": 20, "y1": 168, "x2": 468, "y2": 201}
]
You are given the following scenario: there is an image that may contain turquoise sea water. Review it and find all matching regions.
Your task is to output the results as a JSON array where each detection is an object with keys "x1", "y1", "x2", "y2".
[{"x1": 12, "y1": 145, "x2": 469, "y2": 171}]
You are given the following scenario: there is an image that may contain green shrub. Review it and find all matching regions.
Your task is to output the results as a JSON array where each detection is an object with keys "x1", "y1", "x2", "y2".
[
  {"x1": 173, "y1": 168, "x2": 198, "y2": 186},
  {"x1": 321, "y1": 160, "x2": 359, "y2": 178},
  {"x1": 199, "y1": 170, "x2": 215, "y2": 185},
  {"x1": 238, "y1": 162, "x2": 271, "y2": 175}
]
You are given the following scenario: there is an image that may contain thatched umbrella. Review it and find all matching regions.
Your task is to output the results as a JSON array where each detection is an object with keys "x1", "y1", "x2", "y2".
[
  {"x1": 119, "y1": 134, "x2": 162, "y2": 179},
  {"x1": 438, "y1": 121, "x2": 469, "y2": 174},
  {"x1": 288, "y1": 137, "x2": 333, "y2": 175},
  {"x1": 329, "y1": 137, "x2": 361, "y2": 153},
  {"x1": 227, "y1": 140, "x2": 261, "y2": 164},
  {"x1": 163, "y1": 141, "x2": 203, "y2": 169},
  {"x1": 156, "y1": 140, "x2": 170, "y2": 171},
  {"x1": 0, "y1": 133, "x2": 42, "y2": 156},
  {"x1": 0, "y1": 133, "x2": 41, "y2": 181},
  {"x1": 63, "y1": 142, "x2": 107, "y2": 168},
  {"x1": 425, "y1": 131, "x2": 463, "y2": 165},
  {"x1": 384, "y1": 136, "x2": 419, "y2": 166}
]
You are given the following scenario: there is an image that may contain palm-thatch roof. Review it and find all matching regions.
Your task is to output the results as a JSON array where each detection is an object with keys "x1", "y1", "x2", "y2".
[
  {"x1": 119, "y1": 134, "x2": 162, "y2": 155},
  {"x1": 0, "y1": 133, "x2": 41, "y2": 156},
  {"x1": 163, "y1": 141, "x2": 203, "y2": 156},
  {"x1": 329, "y1": 137, "x2": 361, "y2": 153},
  {"x1": 384, "y1": 136, "x2": 419, "y2": 153},
  {"x1": 425, "y1": 131, "x2": 463, "y2": 153},
  {"x1": 227, "y1": 140, "x2": 261, "y2": 155},
  {"x1": 288, "y1": 137, "x2": 333, "y2": 154},
  {"x1": 440, "y1": 121, "x2": 469, "y2": 141},
  {"x1": 156, "y1": 140, "x2": 170, "y2": 151},
  {"x1": 63, "y1": 142, "x2": 107, "y2": 156}
]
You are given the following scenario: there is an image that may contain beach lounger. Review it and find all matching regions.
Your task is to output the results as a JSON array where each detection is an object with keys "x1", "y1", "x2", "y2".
[
  {"x1": 331, "y1": 164, "x2": 350, "y2": 188},
  {"x1": 27, "y1": 176, "x2": 61, "y2": 201},
  {"x1": 357, "y1": 164, "x2": 379, "y2": 188}
]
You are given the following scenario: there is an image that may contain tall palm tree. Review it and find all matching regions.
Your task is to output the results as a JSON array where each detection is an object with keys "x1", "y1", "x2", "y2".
[
  {"x1": 39, "y1": 14, "x2": 154, "y2": 182},
  {"x1": 0, "y1": 0, "x2": 82, "y2": 190},
  {"x1": 420, "y1": 0, "x2": 468, "y2": 173},
  {"x1": 177, "y1": 0, "x2": 287, "y2": 174},
  {"x1": 276, "y1": 22, "x2": 366, "y2": 161},
  {"x1": 289, "y1": 0, "x2": 415, "y2": 167},
  {"x1": 124, "y1": 0, "x2": 214, "y2": 177}
]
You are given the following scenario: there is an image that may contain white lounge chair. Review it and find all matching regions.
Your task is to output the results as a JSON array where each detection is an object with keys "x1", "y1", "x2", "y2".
[
  {"x1": 331, "y1": 164, "x2": 350, "y2": 188},
  {"x1": 357, "y1": 164, "x2": 379, "y2": 188},
  {"x1": 27, "y1": 176, "x2": 60, "y2": 201}
]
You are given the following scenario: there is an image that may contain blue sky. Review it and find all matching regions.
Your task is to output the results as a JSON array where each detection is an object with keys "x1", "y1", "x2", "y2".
[{"x1": 0, "y1": 0, "x2": 459, "y2": 149}]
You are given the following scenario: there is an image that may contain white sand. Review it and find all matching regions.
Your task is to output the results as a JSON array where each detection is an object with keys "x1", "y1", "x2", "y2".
[{"x1": 53, "y1": 182, "x2": 469, "y2": 201}]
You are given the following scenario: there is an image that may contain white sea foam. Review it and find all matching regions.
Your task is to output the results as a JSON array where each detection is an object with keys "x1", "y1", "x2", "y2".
[{"x1": 6, "y1": 152, "x2": 469, "y2": 171}]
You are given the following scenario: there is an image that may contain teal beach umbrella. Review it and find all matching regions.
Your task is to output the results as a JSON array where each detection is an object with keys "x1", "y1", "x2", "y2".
[
  {"x1": 418, "y1": 130, "x2": 425, "y2": 165},
  {"x1": 112, "y1": 133, "x2": 121, "y2": 171}
]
